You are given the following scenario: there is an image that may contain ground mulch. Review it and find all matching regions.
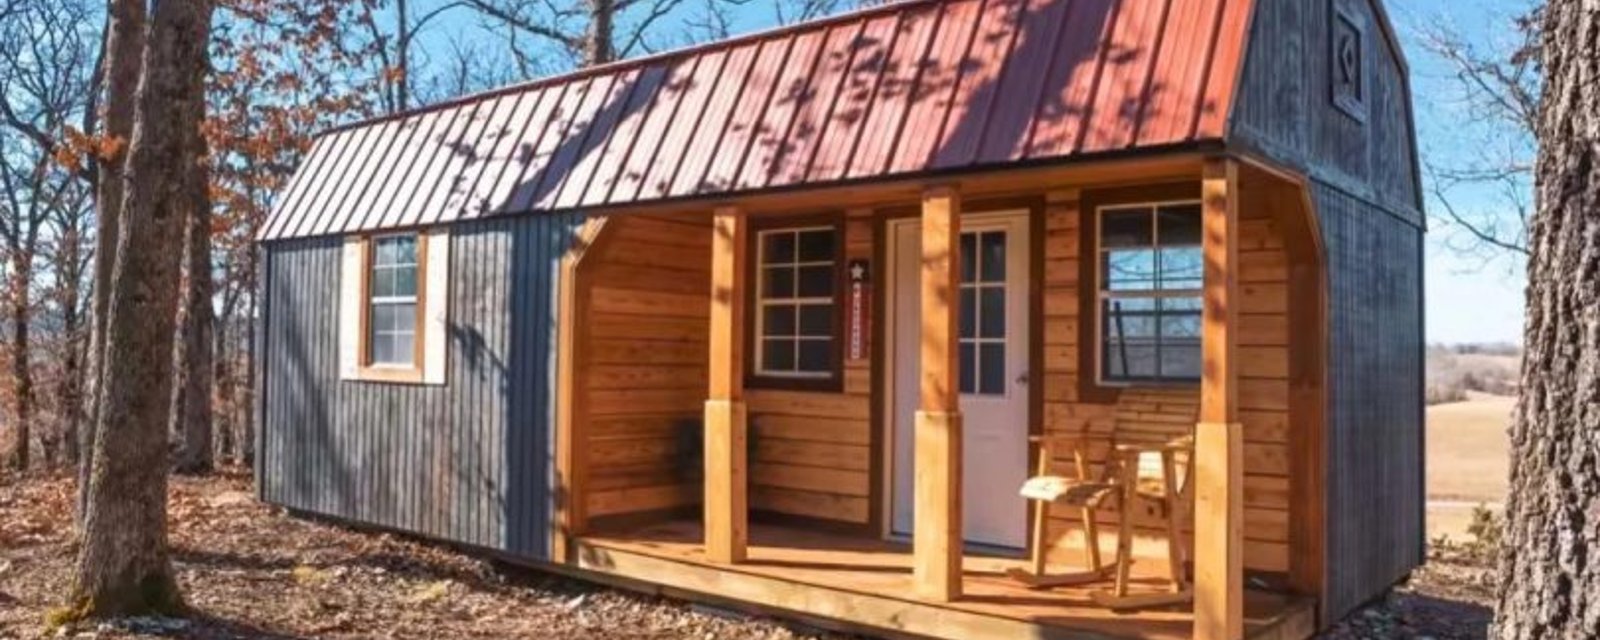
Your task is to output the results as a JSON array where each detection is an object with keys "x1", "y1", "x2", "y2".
[
  {"x1": 1, "y1": 469, "x2": 837, "y2": 639},
  {"x1": 3, "y1": 470, "x2": 1494, "y2": 639}
]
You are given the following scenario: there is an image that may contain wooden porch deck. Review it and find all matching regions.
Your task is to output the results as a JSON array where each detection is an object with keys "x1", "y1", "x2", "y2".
[{"x1": 574, "y1": 520, "x2": 1315, "y2": 640}]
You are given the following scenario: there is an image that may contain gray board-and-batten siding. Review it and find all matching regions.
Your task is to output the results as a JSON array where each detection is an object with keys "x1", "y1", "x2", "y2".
[{"x1": 256, "y1": 212, "x2": 581, "y2": 560}]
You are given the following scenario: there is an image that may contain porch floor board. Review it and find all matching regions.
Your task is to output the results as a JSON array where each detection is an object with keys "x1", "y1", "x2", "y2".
[{"x1": 576, "y1": 520, "x2": 1314, "y2": 640}]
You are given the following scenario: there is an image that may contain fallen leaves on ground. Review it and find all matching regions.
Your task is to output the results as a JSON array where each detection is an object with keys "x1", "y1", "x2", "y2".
[{"x1": 0, "y1": 469, "x2": 840, "y2": 639}]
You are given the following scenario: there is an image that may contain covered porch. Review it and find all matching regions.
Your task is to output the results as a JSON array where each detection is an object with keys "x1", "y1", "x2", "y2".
[
  {"x1": 553, "y1": 154, "x2": 1327, "y2": 640},
  {"x1": 576, "y1": 519, "x2": 1315, "y2": 640}
]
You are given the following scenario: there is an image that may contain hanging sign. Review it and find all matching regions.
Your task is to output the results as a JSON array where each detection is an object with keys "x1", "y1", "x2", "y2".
[{"x1": 848, "y1": 259, "x2": 871, "y2": 362}]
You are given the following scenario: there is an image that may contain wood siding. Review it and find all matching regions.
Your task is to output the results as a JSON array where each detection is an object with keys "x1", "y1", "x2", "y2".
[
  {"x1": 575, "y1": 214, "x2": 712, "y2": 521},
  {"x1": 258, "y1": 213, "x2": 580, "y2": 560},
  {"x1": 1314, "y1": 182, "x2": 1425, "y2": 620},
  {"x1": 1039, "y1": 191, "x2": 1294, "y2": 575}
]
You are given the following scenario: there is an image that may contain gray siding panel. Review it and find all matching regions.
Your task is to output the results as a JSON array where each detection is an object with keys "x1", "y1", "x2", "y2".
[
  {"x1": 259, "y1": 213, "x2": 580, "y2": 560},
  {"x1": 1315, "y1": 182, "x2": 1425, "y2": 619}
]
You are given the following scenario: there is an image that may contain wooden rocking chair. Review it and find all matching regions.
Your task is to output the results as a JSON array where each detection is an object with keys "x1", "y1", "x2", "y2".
[{"x1": 1006, "y1": 389, "x2": 1197, "y2": 610}]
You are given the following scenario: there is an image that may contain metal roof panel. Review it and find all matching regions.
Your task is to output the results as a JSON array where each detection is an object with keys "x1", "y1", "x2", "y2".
[{"x1": 261, "y1": 0, "x2": 1258, "y2": 241}]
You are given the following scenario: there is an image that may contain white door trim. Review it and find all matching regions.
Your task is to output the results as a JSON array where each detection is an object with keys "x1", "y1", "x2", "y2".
[{"x1": 882, "y1": 209, "x2": 1032, "y2": 549}]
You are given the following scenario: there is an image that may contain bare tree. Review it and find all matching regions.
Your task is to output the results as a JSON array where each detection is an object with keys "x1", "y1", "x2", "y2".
[
  {"x1": 1413, "y1": 5, "x2": 1541, "y2": 259},
  {"x1": 0, "y1": 0, "x2": 102, "y2": 471},
  {"x1": 70, "y1": 0, "x2": 212, "y2": 617},
  {"x1": 170, "y1": 151, "x2": 214, "y2": 475},
  {"x1": 458, "y1": 0, "x2": 690, "y2": 69}
]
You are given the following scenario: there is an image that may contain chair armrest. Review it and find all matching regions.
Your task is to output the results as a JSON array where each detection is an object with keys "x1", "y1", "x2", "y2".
[
  {"x1": 1112, "y1": 439, "x2": 1194, "y2": 455},
  {"x1": 1028, "y1": 433, "x2": 1110, "y2": 445}
]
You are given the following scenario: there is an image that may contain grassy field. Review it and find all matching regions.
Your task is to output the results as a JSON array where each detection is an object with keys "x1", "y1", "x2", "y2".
[{"x1": 1426, "y1": 391, "x2": 1515, "y2": 542}]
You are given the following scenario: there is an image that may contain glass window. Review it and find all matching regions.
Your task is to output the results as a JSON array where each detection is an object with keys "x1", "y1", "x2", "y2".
[
  {"x1": 369, "y1": 234, "x2": 419, "y2": 367},
  {"x1": 756, "y1": 227, "x2": 836, "y2": 378},
  {"x1": 959, "y1": 230, "x2": 1007, "y2": 396},
  {"x1": 1099, "y1": 202, "x2": 1202, "y2": 383}
]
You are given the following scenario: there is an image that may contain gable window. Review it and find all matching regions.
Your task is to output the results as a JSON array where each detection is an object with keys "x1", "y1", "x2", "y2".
[
  {"x1": 1097, "y1": 202, "x2": 1203, "y2": 384},
  {"x1": 754, "y1": 226, "x2": 838, "y2": 382},
  {"x1": 368, "y1": 234, "x2": 421, "y2": 367}
]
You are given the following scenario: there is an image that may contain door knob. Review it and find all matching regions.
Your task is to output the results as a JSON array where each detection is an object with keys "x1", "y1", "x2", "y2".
[{"x1": 1016, "y1": 370, "x2": 1030, "y2": 386}]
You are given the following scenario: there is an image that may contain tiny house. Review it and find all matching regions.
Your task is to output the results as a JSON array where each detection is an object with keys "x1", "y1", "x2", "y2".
[{"x1": 255, "y1": 0, "x2": 1424, "y2": 638}]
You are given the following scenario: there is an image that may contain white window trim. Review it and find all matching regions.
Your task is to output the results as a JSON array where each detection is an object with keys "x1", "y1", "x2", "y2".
[
  {"x1": 753, "y1": 226, "x2": 836, "y2": 380},
  {"x1": 339, "y1": 228, "x2": 450, "y2": 385},
  {"x1": 1093, "y1": 199, "x2": 1204, "y2": 387}
]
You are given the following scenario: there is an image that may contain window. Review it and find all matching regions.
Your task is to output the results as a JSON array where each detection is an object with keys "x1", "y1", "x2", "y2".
[
  {"x1": 755, "y1": 226, "x2": 837, "y2": 380},
  {"x1": 1097, "y1": 202, "x2": 1203, "y2": 384},
  {"x1": 339, "y1": 229, "x2": 448, "y2": 384},
  {"x1": 367, "y1": 234, "x2": 421, "y2": 367},
  {"x1": 959, "y1": 230, "x2": 1008, "y2": 396}
]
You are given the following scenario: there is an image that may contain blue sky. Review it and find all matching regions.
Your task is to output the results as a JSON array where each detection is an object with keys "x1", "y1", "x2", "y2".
[{"x1": 419, "y1": 0, "x2": 1534, "y2": 345}]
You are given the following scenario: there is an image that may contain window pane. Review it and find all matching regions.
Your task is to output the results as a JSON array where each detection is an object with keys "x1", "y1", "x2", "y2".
[
  {"x1": 371, "y1": 334, "x2": 394, "y2": 364},
  {"x1": 393, "y1": 266, "x2": 417, "y2": 297},
  {"x1": 980, "y1": 232, "x2": 1006, "y2": 283},
  {"x1": 1157, "y1": 204, "x2": 1202, "y2": 245},
  {"x1": 1103, "y1": 341, "x2": 1157, "y2": 380},
  {"x1": 1101, "y1": 208, "x2": 1153, "y2": 248},
  {"x1": 1159, "y1": 344, "x2": 1201, "y2": 379},
  {"x1": 1103, "y1": 298, "x2": 1156, "y2": 338},
  {"x1": 1104, "y1": 249, "x2": 1157, "y2": 290},
  {"x1": 763, "y1": 305, "x2": 796, "y2": 337},
  {"x1": 798, "y1": 230, "x2": 834, "y2": 262},
  {"x1": 390, "y1": 333, "x2": 415, "y2": 365},
  {"x1": 979, "y1": 288, "x2": 1005, "y2": 339},
  {"x1": 372, "y1": 268, "x2": 394, "y2": 297},
  {"x1": 762, "y1": 338, "x2": 795, "y2": 372},
  {"x1": 375, "y1": 238, "x2": 396, "y2": 265},
  {"x1": 960, "y1": 233, "x2": 977, "y2": 283},
  {"x1": 979, "y1": 343, "x2": 1005, "y2": 395},
  {"x1": 798, "y1": 304, "x2": 831, "y2": 336},
  {"x1": 797, "y1": 265, "x2": 833, "y2": 298},
  {"x1": 797, "y1": 338, "x2": 832, "y2": 372},
  {"x1": 763, "y1": 266, "x2": 795, "y2": 298},
  {"x1": 959, "y1": 343, "x2": 975, "y2": 395},
  {"x1": 391, "y1": 303, "x2": 417, "y2": 333},
  {"x1": 763, "y1": 232, "x2": 795, "y2": 263},
  {"x1": 371, "y1": 304, "x2": 394, "y2": 332},
  {"x1": 960, "y1": 288, "x2": 976, "y2": 339},
  {"x1": 1158, "y1": 247, "x2": 1202, "y2": 290}
]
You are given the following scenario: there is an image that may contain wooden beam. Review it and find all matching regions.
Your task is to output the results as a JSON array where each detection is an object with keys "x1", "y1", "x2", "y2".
[
  {"x1": 553, "y1": 217, "x2": 612, "y2": 564},
  {"x1": 705, "y1": 206, "x2": 748, "y2": 564},
  {"x1": 914, "y1": 187, "x2": 962, "y2": 602},
  {"x1": 1195, "y1": 158, "x2": 1244, "y2": 640}
]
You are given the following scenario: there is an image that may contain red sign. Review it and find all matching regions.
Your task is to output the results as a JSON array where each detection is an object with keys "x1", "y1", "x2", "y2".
[{"x1": 848, "y1": 260, "x2": 871, "y2": 362}]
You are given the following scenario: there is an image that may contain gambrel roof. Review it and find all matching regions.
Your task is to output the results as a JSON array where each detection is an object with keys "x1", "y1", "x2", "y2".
[{"x1": 261, "y1": 0, "x2": 1254, "y2": 241}]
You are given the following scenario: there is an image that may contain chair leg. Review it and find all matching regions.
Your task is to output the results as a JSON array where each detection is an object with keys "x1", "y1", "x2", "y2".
[
  {"x1": 1030, "y1": 499, "x2": 1050, "y2": 577},
  {"x1": 1113, "y1": 488, "x2": 1134, "y2": 598},
  {"x1": 1081, "y1": 506, "x2": 1103, "y2": 572}
]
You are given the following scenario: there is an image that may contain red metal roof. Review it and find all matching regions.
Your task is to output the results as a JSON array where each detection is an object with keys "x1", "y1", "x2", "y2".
[{"x1": 262, "y1": 0, "x2": 1255, "y2": 240}]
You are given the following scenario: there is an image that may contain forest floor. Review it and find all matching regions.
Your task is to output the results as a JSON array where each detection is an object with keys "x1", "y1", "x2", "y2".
[{"x1": 2, "y1": 470, "x2": 1494, "y2": 639}]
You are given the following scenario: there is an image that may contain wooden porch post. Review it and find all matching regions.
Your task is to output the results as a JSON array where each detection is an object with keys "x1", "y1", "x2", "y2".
[
  {"x1": 1195, "y1": 159, "x2": 1244, "y2": 640},
  {"x1": 705, "y1": 206, "x2": 748, "y2": 564},
  {"x1": 914, "y1": 187, "x2": 962, "y2": 602}
]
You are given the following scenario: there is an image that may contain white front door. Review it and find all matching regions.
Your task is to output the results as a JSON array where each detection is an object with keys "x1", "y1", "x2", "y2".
[{"x1": 889, "y1": 211, "x2": 1031, "y2": 549}]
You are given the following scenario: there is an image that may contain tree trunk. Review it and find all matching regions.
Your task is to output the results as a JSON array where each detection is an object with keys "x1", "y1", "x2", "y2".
[
  {"x1": 81, "y1": 0, "x2": 145, "y2": 522},
  {"x1": 240, "y1": 248, "x2": 257, "y2": 466},
  {"x1": 1495, "y1": 3, "x2": 1600, "y2": 638},
  {"x1": 170, "y1": 160, "x2": 214, "y2": 476},
  {"x1": 584, "y1": 0, "x2": 615, "y2": 66},
  {"x1": 58, "y1": 240, "x2": 85, "y2": 467},
  {"x1": 9, "y1": 251, "x2": 33, "y2": 471},
  {"x1": 70, "y1": 0, "x2": 211, "y2": 618}
]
